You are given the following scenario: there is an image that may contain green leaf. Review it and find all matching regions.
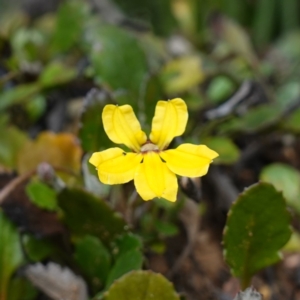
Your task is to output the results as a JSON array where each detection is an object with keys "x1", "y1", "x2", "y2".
[
  {"x1": 0, "y1": 125, "x2": 27, "y2": 169},
  {"x1": 260, "y1": 163, "x2": 300, "y2": 213},
  {"x1": 22, "y1": 234, "x2": 56, "y2": 262},
  {"x1": 25, "y1": 179, "x2": 58, "y2": 211},
  {"x1": 8, "y1": 277, "x2": 37, "y2": 300},
  {"x1": 39, "y1": 61, "x2": 77, "y2": 88},
  {"x1": 103, "y1": 270, "x2": 180, "y2": 300},
  {"x1": 0, "y1": 83, "x2": 41, "y2": 111},
  {"x1": 52, "y1": 0, "x2": 89, "y2": 52},
  {"x1": 57, "y1": 188, "x2": 126, "y2": 245},
  {"x1": 112, "y1": 233, "x2": 142, "y2": 260},
  {"x1": 275, "y1": 82, "x2": 300, "y2": 109},
  {"x1": 105, "y1": 249, "x2": 143, "y2": 289},
  {"x1": 154, "y1": 220, "x2": 179, "y2": 237},
  {"x1": 86, "y1": 24, "x2": 147, "y2": 97},
  {"x1": 202, "y1": 137, "x2": 240, "y2": 164},
  {"x1": 219, "y1": 105, "x2": 282, "y2": 134},
  {"x1": 207, "y1": 76, "x2": 235, "y2": 104},
  {"x1": 25, "y1": 94, "x2": 46, "y2": 122},
  {"x1": 0, "y1": 211, "x2": 24, "y2": 300},
  {"x1": 79, "y1": 90, "x2": 113, "y2": 152},
  {"x1": 74, "y1": 235, "x2": 111, "y2": 291},
  {"x1": 282, "y1": 108, "x2": 300, "y2": 132},
  {"x1": 223, "y1": 182, "x2": 292, "y2": 288}
]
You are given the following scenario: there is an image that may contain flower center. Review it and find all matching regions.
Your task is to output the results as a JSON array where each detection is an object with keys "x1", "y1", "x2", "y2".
[{"x1": 140, "y1": 142, "x2": 159, "y2": 153}]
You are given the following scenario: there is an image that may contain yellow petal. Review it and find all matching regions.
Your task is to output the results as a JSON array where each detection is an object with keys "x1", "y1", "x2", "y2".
[
  {"x1": 102, "y1": 104, "x2": 147, "y2": 152},
  {"x1": 160, "y1": 143, "x2": 218, "y2": 177},
  {"x1": 89, "y1": 147, "x2": 142, "y2": 184},
  {"x1": 134, "y1": 152, "x2": 178, "y2": 202},
  {"x1": 150, "y1": 98, "x2": 188, "y2": 150}
]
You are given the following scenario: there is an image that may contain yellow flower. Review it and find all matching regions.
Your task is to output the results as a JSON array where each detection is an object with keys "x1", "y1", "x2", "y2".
[{"x1": 89, "y1": 98, "x2": 218, "y2": 202}]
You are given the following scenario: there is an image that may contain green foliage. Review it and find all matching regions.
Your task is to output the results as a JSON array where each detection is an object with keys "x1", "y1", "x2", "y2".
[
  {"x1": 260, "y1": 163, "x2": 300, "y2": 213},
  {"x1": 207, "y1": 76, "x2": 236, "y2": 104},
  {"x1": 219, "y1": 105, "x2": 282, "y2": 134},
  {"x1": 1, "y1": 0, "x2": 300, "y2": 298},
  {"x1": 26, "y1": 179, "x2": 58, "y2": 211},
  {"x1": 38, "y1": 61, "x2": 77, "y2": 88},
  {"x1": 52, "y1": 0, "x2": 89, "y2": 52},
  {"x1": 0, "y1": 211, "x2": 24, "y2": 300},
  {"x1": 79, "y1": 90, "x2": 113, "y2": 152},
  {"x1": 86, "y1": 24, "x2": 148, "y2": 98},
  {"x1": 105, "y1": 249, "x2": 143, "y2": 289},
  {"x1": 223, "y1": 183, "x2": 292, "y2": 288},
  {"x1": 57, "y1": 188, "x2": 126, "y2": 245},
  {"x1": 74, "y1": 235, "x2": 111, "y2": 292},
  {"x1": 102, "y1": 271, "x2": 180, "y2": 300},
  {"x1": 22, "y1": 235, "x2": 56, "y2": 262},
  {"x1": 202, "y1": 136, "x2": 240, "y2": 164},
  {"x1": 0, "y1": 83, "x2": 41, "y2": 112}
]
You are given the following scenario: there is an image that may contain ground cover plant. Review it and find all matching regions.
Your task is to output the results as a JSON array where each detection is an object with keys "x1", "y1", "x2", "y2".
[{"x1": 1, "y1": 0, "x2": 300, "y2": 299}]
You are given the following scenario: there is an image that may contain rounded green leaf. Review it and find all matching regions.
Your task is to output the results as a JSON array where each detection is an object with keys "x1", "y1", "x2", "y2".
[
  {"x1": 57, "y1": 188, "x2": 126, "y2": 245},
  {"x1": 260, "y1": 163, "x2": 300, "y2": 213},
  {"x1": 207, "y1": 76, "x2": 235, "y2": 104},
  {"x1": 103, "y1": 271, "x2": 180, "y2": 300},
  {"x1": 75, "y1": 235, "x2": 111, "y2": 291},
  {"x1": 223, "y1": 182, "x2": 291, "y2": 287},
  {"x1": 22, "y1": 234, "x2": 55, "y2": 262},
  {"x1": 26, "y1": 180, "x2": 57, "y2": 211}
]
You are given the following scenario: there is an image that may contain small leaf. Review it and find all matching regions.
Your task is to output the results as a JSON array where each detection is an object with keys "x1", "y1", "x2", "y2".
[
  {"x1": 223, "y1": 182, "x2": 292, "y2": 288},
  {"x1": 275, "y1": 82, "x2": 300, "y2": 109},
  {"x1": 17, "y1": 132, "x2": 82, "y2": 174},
  {"x1": 57, "y1": 188, "x2": 126, "y2": 245},
  {"x1": 112, "y1": 233, "x2": 142, "y2": 259},
  {"x1": 74, "y1": 235, "x2": 111, "y2": 291},
  {"x1": 26, "y1": 179, "x2": 57, "y2": 211},
  {"x1": 160, "y1": 55, "x2": 204, "y2": 94},
  {"x1": 260, "y1": 163, "x2": 300, "y2": 213},
  {"x1": 202, "y1": 136, "x2": 240, "y2": 164},
  {"x1": 105, "y1": 249, "x2": 143, "y2": 289},
  {"x1": 38, "y1": 61, "x2": 77, "y2": 88},
  {"x1": 207, "y1": 76, "x2": 235, "y2": 104},
  {"x1": 86, "y1": 24, "x2": 147, "y2": 97},
  {"x1": 0, "y1": 211, "x2": 24, "y2": 300},
  {"x1": 22, "y1": 234, "x2": 56, "y2": 262},
  {"x1": 25, "y1": 94, "x2": 46, "y2": 122},
  {"x1": 103, "y1": 270, "x2": 180, "y2": 300},
  {"x1": 154, "y1": 220, "x2": 179, "y2": 237},
  {"x1": 0, "y1": 83, "x2": 41, "y2": 111}
]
